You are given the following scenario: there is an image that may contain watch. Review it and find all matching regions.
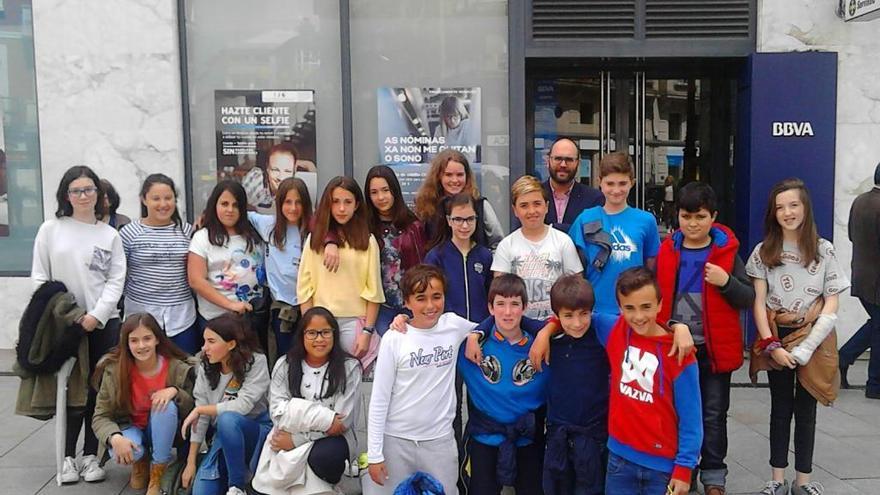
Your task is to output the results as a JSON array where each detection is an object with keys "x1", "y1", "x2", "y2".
[{"x1": 362, "y1": 326, "x2": 376, "y2": 335}]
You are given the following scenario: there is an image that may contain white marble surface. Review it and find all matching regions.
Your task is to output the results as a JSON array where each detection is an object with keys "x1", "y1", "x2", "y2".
[
  {"x1": 32, "y1": 0, "x2": 186, "y2": 221},
  {"x1": 759, "y1": 0, "x2": 880, "y2": 341},
  {"x1": 0, "y1": 0, "x2": 186, "y2": 349}
]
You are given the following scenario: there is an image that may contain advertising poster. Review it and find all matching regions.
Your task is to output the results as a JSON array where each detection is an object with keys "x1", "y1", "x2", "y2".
[
  {"x1": 0, "y1": 108, "x2": 7, "y2": 237},
  {"x1": 377, "y1": 87, "x2": 481, "y2": 204},
  {"x1": 215, "y1": 90, "x2": 317, "y2": 212}
]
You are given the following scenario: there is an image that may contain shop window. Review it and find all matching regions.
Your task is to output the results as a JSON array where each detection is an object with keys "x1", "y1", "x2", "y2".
[{"x1": 0, "y1": 1, "x2": 43, "y2": 274}]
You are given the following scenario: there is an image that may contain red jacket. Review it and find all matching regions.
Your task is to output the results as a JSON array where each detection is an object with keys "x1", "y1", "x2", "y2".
[{"x1": 657, "y1": 223, "x2": 744, "y2": 373}]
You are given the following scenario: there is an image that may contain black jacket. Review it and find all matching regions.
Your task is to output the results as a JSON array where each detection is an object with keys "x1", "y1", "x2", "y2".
[{"x1": 849, "y1": 188, "x2": 880, "y2": 304}]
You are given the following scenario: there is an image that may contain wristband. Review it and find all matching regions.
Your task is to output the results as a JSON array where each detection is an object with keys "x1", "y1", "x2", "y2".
[
  {"x1": 362, "y1": 326, "x2": 375, "y2": 335},
  {"x1": 546, "y1": 315, "x2": 561, "y2": 328},
  {"x1": 756, "y1": 335, "x2": 781, "y2": 353},
  {"x1": 764, "y1": 341, "x2": 783, "y2": 354}
]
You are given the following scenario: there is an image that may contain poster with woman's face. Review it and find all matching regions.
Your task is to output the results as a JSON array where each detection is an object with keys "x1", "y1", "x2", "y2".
[{"x1": 214, "y1": 90, "x2": 317, "y2": 213}]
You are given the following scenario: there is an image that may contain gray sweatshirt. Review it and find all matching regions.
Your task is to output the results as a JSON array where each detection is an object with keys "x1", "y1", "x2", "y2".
[{"x1": 191, "y1": 352, "x2": 270, "y2": 444}]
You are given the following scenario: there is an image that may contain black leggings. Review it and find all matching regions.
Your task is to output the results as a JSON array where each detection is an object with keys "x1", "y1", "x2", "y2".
[
  {"x1": 66, "y1": 318, "x2": 121, "y2": 457},
  {"x1": 307, "y1": 436, "x2": 349, "y2": 484},
  {"x1": 768, "y1": 327, "x2": 818, "y2": 474}
]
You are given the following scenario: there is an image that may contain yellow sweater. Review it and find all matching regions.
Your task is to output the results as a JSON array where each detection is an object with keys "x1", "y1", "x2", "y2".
[{"x1": 297, "y1": 234, "x2": 385, "y2": 317}]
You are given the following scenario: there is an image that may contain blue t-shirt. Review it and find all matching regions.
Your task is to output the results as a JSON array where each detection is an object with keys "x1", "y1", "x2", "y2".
[
  {"x1": 458, "y1": 328, "x2": 548, "y2": 447},
  {"x1": 569, "y1": 206, "x2": 660, "y2": 314},
  {"x1": 671, "y1": 246, "x2": 710, "y2": 344},
  {"x1": 248, "y1": 212, "x2": 302, "y2": 305}
]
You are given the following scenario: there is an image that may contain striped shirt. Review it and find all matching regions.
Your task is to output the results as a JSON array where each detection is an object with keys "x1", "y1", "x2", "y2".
[{"x1": 120, "y1": 220, "x2": 196, "y2": 335}]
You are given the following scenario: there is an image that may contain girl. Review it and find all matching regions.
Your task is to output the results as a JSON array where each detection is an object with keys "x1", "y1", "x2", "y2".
[
  {"x1": 181, "y1": 313, "x2": 272, "y2": 495},
  {"x1": 747, "y1": 178, "x2": 849, "y2": 495},
  {"x1": 120, "y1": 174, "x2": 199, "y2": 354},
  {"x1": 424, "y1": 192, "x2": 493, "y2": 323},
  {"x1": 32, "y1": 165, "x2": 127, "y2": 484},
  {"x1": 248, "y1": 177, "x2": 312, "y2": 357},
  {"x1": 100, "y1": 178, "x2": 132, "y2": 230},
  {"x1": 253, "y1": 307, "x2": 362, "y2": 494},
  {"x1": 364, "y1": 165, "x2": 426, "y2": 334},
  {"x1": 188, "y1": 180, "x2": 267, "y2": 346},
  {"x1": 297, "y1": 176, "x2": 384, "y2": 364},
  {"x1": 415, "y1": 149, "x2": 503, "y2": 250},
  {"x1": 92, "y1": 313, "x2": 195, "y2": 494}
]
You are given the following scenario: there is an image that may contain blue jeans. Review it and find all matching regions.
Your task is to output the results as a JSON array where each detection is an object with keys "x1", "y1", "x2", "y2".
[
  {"x1": 605, "y1": 453, "x2": 670, "y2": 495},
  {"x1": 839, "y1": 297, "x2": 880, "y2": 393},
  {"x1": 110, "y1": 401, "x2": 178, "y2": 464},
  {"x1": 192, "y1": 411, "x2": 271, "y2": 494},
  {"x1": 170, "y1": 320, "x2": 202, "y2": 355}
]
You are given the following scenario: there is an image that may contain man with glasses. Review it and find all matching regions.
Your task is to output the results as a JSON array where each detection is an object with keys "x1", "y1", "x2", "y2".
[{"x1": 538, "y1": 137, "x2": 604, "y2": 233}]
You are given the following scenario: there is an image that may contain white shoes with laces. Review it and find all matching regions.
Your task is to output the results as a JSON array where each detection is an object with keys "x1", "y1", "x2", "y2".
[
  {"x1": 79, "y1": 454, "x2": 106, "y2": 482},
  {"x1": 60, "y1": 456, "x2": 79, "y2": 484},
  {"x1": 226, "y1": 487, "x2": 246, "y2": 495}
]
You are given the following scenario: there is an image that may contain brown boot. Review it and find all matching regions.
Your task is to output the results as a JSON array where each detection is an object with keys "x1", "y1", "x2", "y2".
[
  {"x1": 129, "y1": 458, "x2": 149, "y2": 490},
  {"x1": 705, "y1": 486, "x2": 726, "y2": 495},
  {"x1": 146, "y1": 462, "x2": 167, "y2": 495}
]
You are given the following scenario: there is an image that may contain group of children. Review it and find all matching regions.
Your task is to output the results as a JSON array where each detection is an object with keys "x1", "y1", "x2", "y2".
[{"x1": 26, "y1": 145, "x2": 849, "y2": 495}]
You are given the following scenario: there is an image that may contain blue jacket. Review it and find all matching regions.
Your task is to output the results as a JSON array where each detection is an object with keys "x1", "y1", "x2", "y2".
[{"x1": 424, "y1": 240, "x2": 493, "y2": 322}]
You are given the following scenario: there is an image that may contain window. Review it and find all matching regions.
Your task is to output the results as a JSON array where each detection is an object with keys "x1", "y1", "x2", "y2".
[{"x1": 0, "y1": 2, "x2": 43, "y2": 274}]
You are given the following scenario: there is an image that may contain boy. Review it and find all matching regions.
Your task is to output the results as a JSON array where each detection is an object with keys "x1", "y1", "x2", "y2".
[
  {"x1": 366, "y1": 264, "x2": 478, "y2": 495},
  {"x1": 459, "y1": 274, "x2": 548, "y2": 495},
  {"x1": 493, "y1": 175, "x2": 583, "y2": 320},
  {"x1": 600, "y1": 267, "x2": 702, "y2": 495},
  {"x1": 655, "y1": 182, "x2": 754, "y2": 495},
  {"x1": 569, "y1": 152, "x2": 661, "y2": 315},
  {"x1": 543, "y1": 274, "x2": 610, "y2": 495}
]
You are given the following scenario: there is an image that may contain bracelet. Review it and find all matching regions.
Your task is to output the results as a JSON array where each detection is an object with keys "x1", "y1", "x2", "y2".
[
  {"x1": 756, "y1": 335, "x2": 781, "y2": 352},
  {"x1": 764, "y1": 341, "x2": 783, "y2": 354},
  {"x1": 362, "y1": 326, "x2": 375, "y2": 335}
]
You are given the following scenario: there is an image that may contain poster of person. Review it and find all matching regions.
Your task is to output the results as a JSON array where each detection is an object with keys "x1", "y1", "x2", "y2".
[
  {"x1": 377, "y1": 87, "x2": 481, "y2": 204},
  {"x1": 215, "y1": 89, "x2": 317, "y2": 213}
]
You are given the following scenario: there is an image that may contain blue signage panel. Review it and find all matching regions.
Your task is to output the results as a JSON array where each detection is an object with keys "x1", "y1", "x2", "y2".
[{"x1": 735, "y1": 52, "x2": 838, "y2": 258}]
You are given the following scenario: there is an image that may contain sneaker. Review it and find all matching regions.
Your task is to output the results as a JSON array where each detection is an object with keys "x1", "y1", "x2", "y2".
[
  {"x1": 759, "y1": 480, "x2": 789, "y2": 495},
  {"x1": 791, "y1": 481, "x2": 825, "y2": 495},
  {"x1": 866, "y1": 389, "x2": 880, "y2": 400},
  {"x1": 60, "y1": 456, "x2": 80, "y2": 484},
  {"x1": 79, "y1": 454, "x2": 106, "y2": 482},
  {"x1": 226, "y1": 487, "x2": 246, "y2": 495}
]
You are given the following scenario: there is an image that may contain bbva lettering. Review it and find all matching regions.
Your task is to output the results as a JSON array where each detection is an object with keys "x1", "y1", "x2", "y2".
[{"x1": 772, "y1": 122, "x2": 814, "y2": 137}]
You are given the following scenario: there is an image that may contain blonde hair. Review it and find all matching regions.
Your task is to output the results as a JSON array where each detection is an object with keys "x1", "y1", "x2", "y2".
[{"x1": 510, "y1": 175, "x2": 547, "y2": 205}]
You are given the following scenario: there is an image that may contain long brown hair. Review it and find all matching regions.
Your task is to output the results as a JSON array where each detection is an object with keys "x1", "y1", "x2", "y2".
[
  {"x1": 202, "y1": 313, "x2": 261, "y2": 390},
  {"x1": 365, "y1": 165, "x2": 418, "y2": 233},
  {"x1": 94, "y1": 313, "x2": 190, "y2": 414},
  {"x1": 309, "y1": 176, "x2": 371, "y2": 252},
  {"x1": 758, "y1": 178, "x2": 819, "y2": 268},
  {"x1": 271, "y1": 177, "x2": 312, "y2": 249},
  {"x1": 415, "y1": 149, "x2": 479, "y2": 221}
]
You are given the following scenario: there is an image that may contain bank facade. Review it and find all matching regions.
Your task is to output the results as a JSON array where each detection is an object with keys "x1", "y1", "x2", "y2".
[{"x1": 0, "y1": 0, "x2": 877, "y2": 347}]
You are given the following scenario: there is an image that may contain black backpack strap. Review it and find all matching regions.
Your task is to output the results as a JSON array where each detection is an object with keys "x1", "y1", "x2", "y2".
[{"x1": 581, "y1": 220, "x2": 612, "y2": 272}]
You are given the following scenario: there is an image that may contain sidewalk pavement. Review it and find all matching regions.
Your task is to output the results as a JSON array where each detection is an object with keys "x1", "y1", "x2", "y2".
[{"x1": 0, "y1": 349, "x2": 876, "y2": 495}]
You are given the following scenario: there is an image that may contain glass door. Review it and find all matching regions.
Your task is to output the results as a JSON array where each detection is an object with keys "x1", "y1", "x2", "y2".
[{"x1": 528, "y1": 66, "x2": 735, "y2": 230}]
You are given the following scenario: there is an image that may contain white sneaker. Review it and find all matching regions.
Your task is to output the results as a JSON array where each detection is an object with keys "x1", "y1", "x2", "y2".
[
  {"x1": 226, "y1": 487, "x2": 246, "y2": 495},
  {"x1": 60, "y1": 456, "x2": 80, "y2": 484},
  {"x1": 79, "y1": 454, "x2": 106, "y2": 482}
]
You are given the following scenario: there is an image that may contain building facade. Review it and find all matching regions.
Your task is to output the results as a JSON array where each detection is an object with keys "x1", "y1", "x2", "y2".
[{"x1": 0, "y1": 0, "x2": 877, "y2": 348}]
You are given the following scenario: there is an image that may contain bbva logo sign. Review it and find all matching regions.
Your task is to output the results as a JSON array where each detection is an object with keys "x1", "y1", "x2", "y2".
[{"x1": 772, "y1": 122, "x2": 815, "y2": 137}]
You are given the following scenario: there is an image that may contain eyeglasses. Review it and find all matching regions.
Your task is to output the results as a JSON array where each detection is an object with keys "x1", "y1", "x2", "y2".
[
  {"x1": 304, "y1": 329, "x2": 333, "y2": 341},
  {"x1": 550, "y1": 155, "x2": 578, "y2": 165},
  {"x1": 68, "y1": 187, "x2": 99, "y2": 198},
  {"x1": 447, "y1": 215, "x2": 478, "y2": 226}
]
